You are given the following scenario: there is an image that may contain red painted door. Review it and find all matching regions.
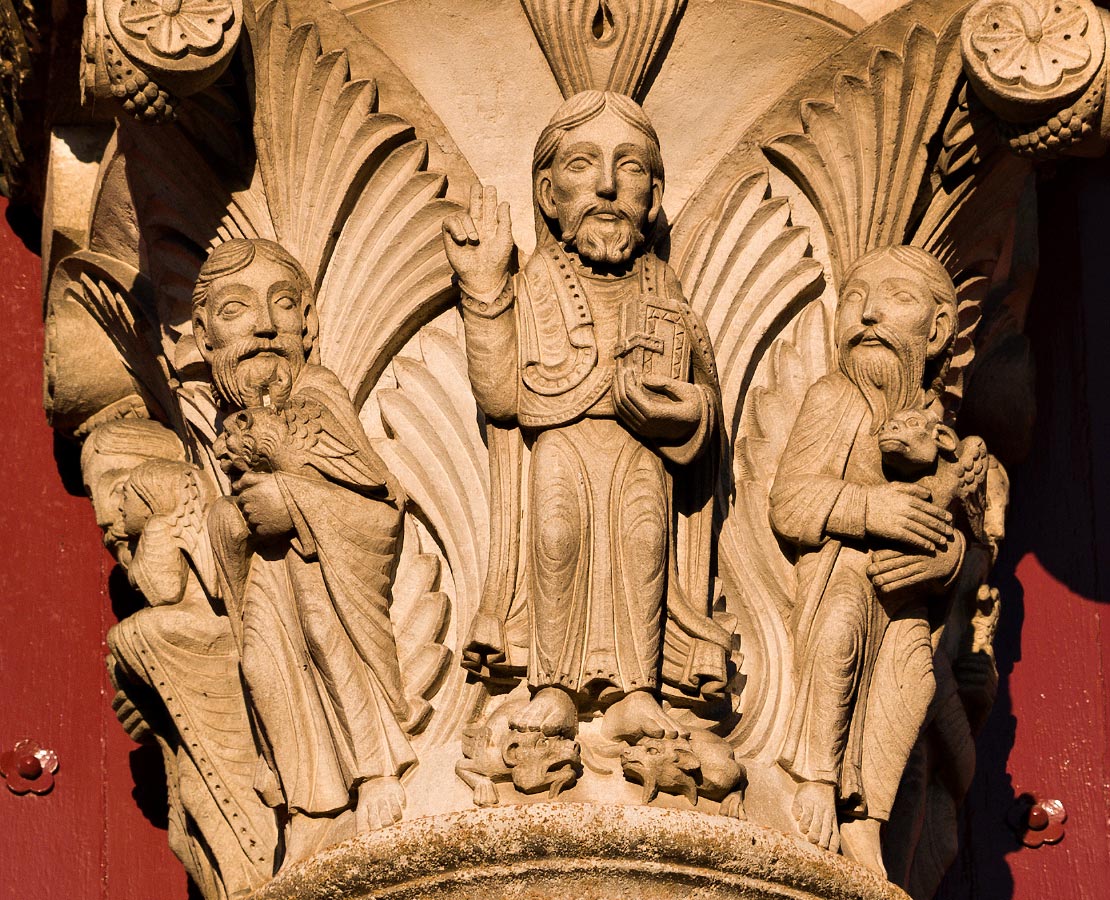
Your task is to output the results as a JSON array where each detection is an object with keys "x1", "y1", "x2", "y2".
[{"x1": 0, "y1": 198, "x2": 190, "y2": 900}]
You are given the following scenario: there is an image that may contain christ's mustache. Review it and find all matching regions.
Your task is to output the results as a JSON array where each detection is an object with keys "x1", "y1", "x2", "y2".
[{"x1": 559, "y1": 199, "x2": 644, "y2": 244}]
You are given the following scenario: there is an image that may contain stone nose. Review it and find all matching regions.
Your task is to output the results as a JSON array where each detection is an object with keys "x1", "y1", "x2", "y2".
[
  {"x1": 252, "y1": 301, "x2": 278, "y2": 338},
  {"x1": 596, "y1": 164, "x2": 617, "y2": 199},
  {"x1": 861, "y1": 292, "x2": 883, "y2": 325}
]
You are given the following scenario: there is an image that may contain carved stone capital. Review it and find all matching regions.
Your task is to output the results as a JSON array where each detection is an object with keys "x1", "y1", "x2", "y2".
[{"x1": 34, "y1": 2, "x2": 1031, "y2": 897}]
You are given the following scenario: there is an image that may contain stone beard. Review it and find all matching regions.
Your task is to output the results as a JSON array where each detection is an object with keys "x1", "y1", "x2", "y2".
[
  {"x1": 839, "y1": 321, "x2": 926, "y2": 431},
  {"x1": 194, "y1": 238, "x2": 419, "y2": 864},
  {"x1": 208, "y1": 334, "x2": 302, "y2": 411},
  {"x1": 446, "y1": 91, "x2": 732, "y2": 740},
  {"x1": 558, "y1": 194, "x2": 646, "y2": 265},
  {"x1": 769, "y1": 245, "x2": 962, "y2": 872}
]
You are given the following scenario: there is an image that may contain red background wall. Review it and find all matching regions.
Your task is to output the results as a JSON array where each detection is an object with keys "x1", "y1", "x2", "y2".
[
  {"x1": 0, "y1": 153, "x2": 1107, "y2": 898},
  {"x1": 0, "y1": 197, "x2": 190, "y2": 900}
]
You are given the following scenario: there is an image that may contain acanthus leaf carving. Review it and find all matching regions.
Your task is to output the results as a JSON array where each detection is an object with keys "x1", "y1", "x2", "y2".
[
  {"x1": 372, "y1": 325, "x2": 491, "y2": 749},
  {"x1": 247, "y1": 0, "x2": 463, "y2": 406},
  {"x1": 765, "y1": 23, "x2": 964, "y2": 280},
  {"x1": 722, "y1": 298, "x2": 833, "y2": 760},
  {"x1": 674, "y1": 168, "x2": 826, "y2": 436}
]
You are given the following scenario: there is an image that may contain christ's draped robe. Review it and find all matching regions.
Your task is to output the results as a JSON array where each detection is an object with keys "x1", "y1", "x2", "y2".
[{"x1": 458, "y1": 238, "x2": 733, "y2": 704}]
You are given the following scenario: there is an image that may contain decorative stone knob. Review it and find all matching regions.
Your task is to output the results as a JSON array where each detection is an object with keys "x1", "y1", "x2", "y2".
[
  {"x1": 961, "y1": 0, "x2": 1110, "y2": 157},
  {"x1": 962, "y1": 0, "x2": 1105, "y2": 121},
  {"x1": 81, "y1": 0, "x2": 244, "y2": 121},
  {"x1": 0, "y1": 740, "x2": 58, "y2": 795}
]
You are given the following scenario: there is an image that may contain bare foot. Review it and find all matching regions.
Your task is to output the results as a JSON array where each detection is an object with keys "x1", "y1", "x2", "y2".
[
  {"x1": 601, "y1": 689, "x2": 688, "y2": 744},
  {"x1": 792, "y1": 780, "x2": 841, "y2": 852},
  {"x1": 840, "y1": 817, "x2": 885, "y2": 875},
  {"x1": 355, "y1": 775, "x2": 405, "y2": 833},
  {"x1": 719, "y1": 790, "x2": 746, "y2": 820},
  {"x1": 509, "y1": 686, "x2": 578, "y2": 737}
]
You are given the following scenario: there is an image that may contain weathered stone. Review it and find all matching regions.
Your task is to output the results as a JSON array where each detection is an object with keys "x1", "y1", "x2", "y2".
[
  {"x1": 31, "y1": 1, "x2": 1047, "y2": 897},
  {"x1": 252, "y1": 805, "x2": 911, "y2": 900}
]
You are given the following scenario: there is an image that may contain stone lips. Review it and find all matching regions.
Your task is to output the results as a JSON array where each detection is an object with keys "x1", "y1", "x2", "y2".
[{"x1": 252, "y1": 804, "x2": 910, "y2": 900}]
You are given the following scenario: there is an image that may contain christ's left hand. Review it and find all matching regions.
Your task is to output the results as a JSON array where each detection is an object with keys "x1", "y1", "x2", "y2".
[
  {"x1": 614, "y1": 369, "x2": 702, "y2": 441},
  {"x1": 867, "y1": 530, "x2": 965, "y2": 595}
]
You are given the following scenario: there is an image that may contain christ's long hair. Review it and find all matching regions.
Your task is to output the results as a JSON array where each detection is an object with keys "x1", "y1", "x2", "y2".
[{"x1": 531, "y1": 91, "x2": 664, "y2": 247}]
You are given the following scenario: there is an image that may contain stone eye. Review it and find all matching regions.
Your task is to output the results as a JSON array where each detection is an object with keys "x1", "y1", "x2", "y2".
[{"x1": 218, "y1": 299, "x2": 247, "y2": 319}]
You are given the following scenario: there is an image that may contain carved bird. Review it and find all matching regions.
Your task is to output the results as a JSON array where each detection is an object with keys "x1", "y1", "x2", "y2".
[{"x1": 217, "y1": 397, "x2": 386, "y2": 491}]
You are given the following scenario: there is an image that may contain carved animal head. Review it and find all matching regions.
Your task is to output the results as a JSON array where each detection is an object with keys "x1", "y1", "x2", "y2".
[
  {"x1": 217, "y1": 408, "x2": 289, "y2": 475},
  {"x1": 504, "y1": 732, "x2": 582, "y2": 798},
  {"x1": 878, "y1": 407, "x2": 958, "y2": 477},
  {"x1": 216, "y1": 409, "x2": 260, "y2": 475},
  {"x1": 620, "y1": 737, "x2": 701, "y2": 805}
]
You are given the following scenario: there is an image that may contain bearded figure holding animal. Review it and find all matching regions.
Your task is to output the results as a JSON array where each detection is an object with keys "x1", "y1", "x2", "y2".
[
  {"x1": 769, "y1": 245, "x2": 994, "y2": 875},
  {"x1": 194, "y1": 238, "x2": 426, "y2": 868}
]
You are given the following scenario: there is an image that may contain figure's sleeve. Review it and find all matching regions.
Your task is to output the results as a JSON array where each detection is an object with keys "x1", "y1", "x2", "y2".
[
  {"x1": 459, "y1": 276, "x2": 520, "y2": 421},
  {"x1": 655, "y1": 382, "x2": 716, "y2": 466},
  {"x1": 769, "y1": 377, "x2": 865, "y2": 548},
  {"x1": 129, "y1": 517, "x2": 189, "y2": 606}
]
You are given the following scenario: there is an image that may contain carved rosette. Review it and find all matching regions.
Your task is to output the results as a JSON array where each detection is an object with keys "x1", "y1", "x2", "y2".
[
  {"x1": 82, "y1": 0, "x2": 243, "y2": 122},
  {"x1": 36, "y1": 1, "x2": 1036, "y2": 898},
  {"x1": 960, "y1": 0, "x2": 1110, "y2": 157}
]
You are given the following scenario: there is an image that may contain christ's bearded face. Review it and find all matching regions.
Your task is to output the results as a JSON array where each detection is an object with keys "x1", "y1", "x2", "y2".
[
  {"x1": 195, "y1": 255, "x2": 308, "y2": 410},
  {"x1": 835, "y1": 254, "x2": 943, "y2": 427},
  {"x1": 538, "y1": 108, "x2": 661, "y2": 265}
]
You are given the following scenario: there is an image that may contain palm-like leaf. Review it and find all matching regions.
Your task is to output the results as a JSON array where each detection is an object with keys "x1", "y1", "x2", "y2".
[
  {"x1": 51, "y1": 252, "x2": 178, "y2": 428},
  {"x1": 722, "y1": 300, "x2": 833, "y2": 759},
  {"x1": 674, "y1": 168, "x2": 825, "y2": 433},
  {"x1": 765, "y1": 24, "x2": 963, "y2": 280},
  {"x1": 248, "y1": 1, "x2": 463, "y2": 407},
  {"x1": 371, "y1": 327, "x2": 488, "y2": 746}
]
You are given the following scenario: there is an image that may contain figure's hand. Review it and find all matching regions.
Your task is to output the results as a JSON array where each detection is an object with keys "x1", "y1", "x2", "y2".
[
  {"x1": 110, "y1": 688, "x2": 151, "y2": 742},
  {"x1": 442, "y1": 184, "x2": 514, "y2": 296},
  {"x1": 864, "y1": 482, "x2": 953, "y2": 552},
  {"x1": 234, "y1": 472, "x2": 294, "y2": 539},
  {"x1": 614, "y1": 369, "x2": 702, "y2": 441},
  {"x1": 867, "y1": 531, "x2": 965, "y2": 594}
]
